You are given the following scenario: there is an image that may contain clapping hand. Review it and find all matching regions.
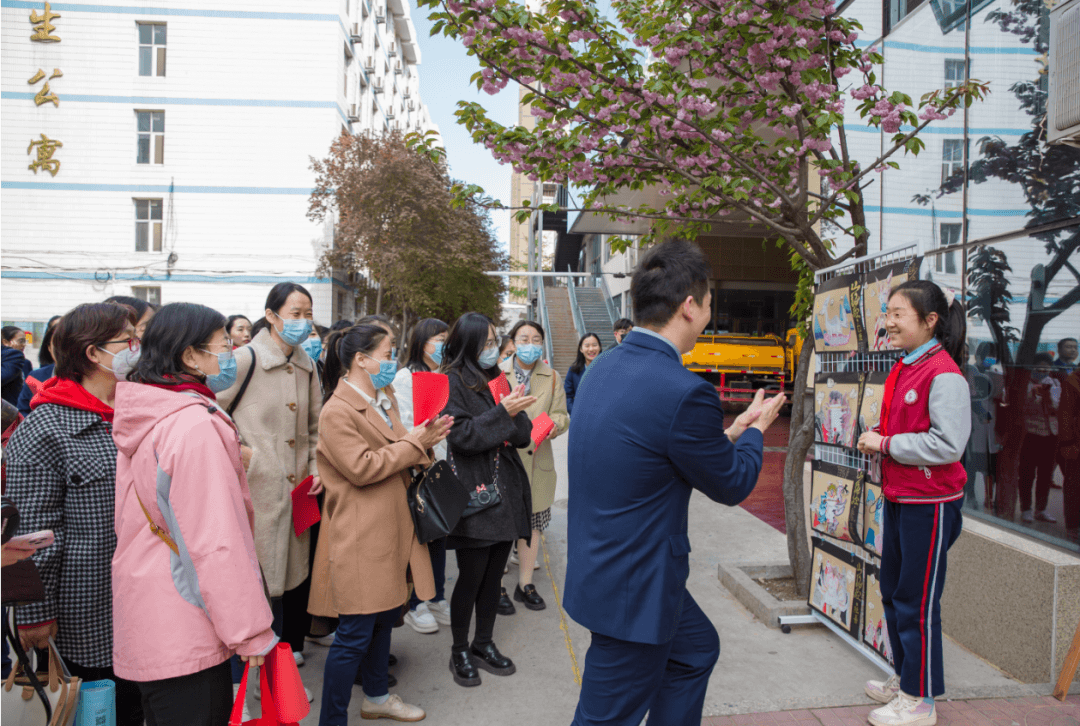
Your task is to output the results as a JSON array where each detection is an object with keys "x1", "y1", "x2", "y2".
[
  {"x1": 501, "y1": 384, "x2": 537, "y2": 417},
  {"x1": 413, "y1": 414, "x2": 454, "y2": 449},
  {"x1": 725, "y1": 388, "x2": 787, "y2": 442}
]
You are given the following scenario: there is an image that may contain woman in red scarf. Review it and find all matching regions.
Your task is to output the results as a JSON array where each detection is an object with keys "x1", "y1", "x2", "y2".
[{"x1": 4, "y1": 301, "x2": 145, "y2": 726}]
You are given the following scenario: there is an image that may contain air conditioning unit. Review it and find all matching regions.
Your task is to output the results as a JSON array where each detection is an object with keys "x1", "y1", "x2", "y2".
[
  {"x1": 1049, "y1": 0, "x2": 1080, "y2": 147},
  {"x1": 388, "y1": 41, "x2": 397, "y2": 57},
  {"x1": 372, "y1": 79, "x2": 384, "y2": 94},
  {"x1": 407, "y1": 100, "x2": 414, "y2": 111},
  {"x1": 393, "y1": 61, "x2": 402, "y2": 74},
  {"x1": 402, "y1": 88, "x2": 411, "y2": 99},
  {"x1": 386, "y1": 111, "x2": 395, "y2": 120},
  {"x1": 351, "y1": 23, "x2": 362, "y2": 42},
  {"x1": 375, "y1": 7, "x2": 385, "y2": 22},
  {"x1": 363, "y1": 56, "x2": 375, "y2": 73},
  {"x1": 348, "y1": 104, "x2": 360, "y2": 122}
]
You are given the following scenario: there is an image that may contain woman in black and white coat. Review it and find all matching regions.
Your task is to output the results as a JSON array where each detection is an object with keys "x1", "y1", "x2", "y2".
[{"x1": 441, "y1": 312, "x2": 535, "y2": 688}]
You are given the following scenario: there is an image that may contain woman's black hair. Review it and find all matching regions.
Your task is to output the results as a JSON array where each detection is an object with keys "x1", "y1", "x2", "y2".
[
  {"x1": 105, "y1": 295, "x2": 151, "y2": 323},
  {"x1": 1033, "y1": 351, "x2": 1055, "y2": 366},
  {"x1": 130, "y1": 303, "x2": 227, "y2": 385},
  {"x1": 509, "y1": 320, "x2": 545, "y2": 342},
  {"x1": 356, "y1": 314, "x2": 399, "y2": 340},
  {"x1": 442, "y1": 312, "x2": 497, "y2": 392},
  {"x1": 225, "y1": 315, "x2": 251, "y2": 338},
  {"x1": 330, "y1": 320, "x2": 354, "y2": 332},
  {"x1": 46, "y1": 315, "x2": 62, "y2": 330},
  {"x1": 314, "y1": 324, "x2": 329, "y2": 340},
  {"x1": 498, "y1": 335, "x2": 514, "y2": 357},
  {"x1": 322, "y1": 324, "x2": 389, "y2": 404},
  {"x1": 251, "y1": 282, "x2": 314, "y2": 339},
  {"x1": 37, "y1": 323, "x2": 58, "y2": 367},
  {"x1": 889, "y1": 280, "x2": 967, "y2": 367},
  {"x1": 569, "y1": 332, "x2": 603, "y2": 374},
  {"x1": 1, "y1": 326, "x2": 22, "y2": 344},
  {"x1": 402, "y1": 318, "x2": 449, "y2": 373}
]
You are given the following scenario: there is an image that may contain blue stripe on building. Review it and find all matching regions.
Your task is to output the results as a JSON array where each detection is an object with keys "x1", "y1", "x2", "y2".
[
  {"x1": 865, "y1": 206, "x2": 1029, "y2": 217},
  {"x1": 844, "y1": 124, "x2": 1032, "y2": 135}
]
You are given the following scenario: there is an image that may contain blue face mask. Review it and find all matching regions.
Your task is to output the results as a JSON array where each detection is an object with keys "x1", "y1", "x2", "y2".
[
  {"x1": 479, "y1": 347, "x2": 500, "y2": 369},
  {"x1": 429, "y1": 341, "x2": 444, "y2": 366},
  {"x1": 275, "y1": 316, "x2": 312, "y2": 347},
  {"x1": 516, "y1": 344, "x2": 542, "y2": 365},
  {"x1": 301, "y1": 337, "x2": 322, "y2": 362},
  {"x1": 983, "y1": 357, "x2": 997, "y2": 368},
  {"x1": 365, "y1": 354, "x2": 397, "y2": 389},
  {"x1": 200, "y1": 348, "x2": 238, "y2": 393}
]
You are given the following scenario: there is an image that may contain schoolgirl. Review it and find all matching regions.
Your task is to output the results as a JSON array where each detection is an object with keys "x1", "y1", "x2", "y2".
[{"x1": 856, "y1": 280, "x2": 971, "y2": 726}]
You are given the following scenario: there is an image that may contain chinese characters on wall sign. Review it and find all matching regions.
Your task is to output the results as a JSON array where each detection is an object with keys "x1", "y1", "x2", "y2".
[{"x1": 27, "y1": 3, "x2": 63, "y2": 176}]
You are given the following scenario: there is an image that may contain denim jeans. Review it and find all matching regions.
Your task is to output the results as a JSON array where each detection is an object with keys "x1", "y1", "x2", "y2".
[{"x1": 318, "y1": 608, "x2": 399, "y2": 726}]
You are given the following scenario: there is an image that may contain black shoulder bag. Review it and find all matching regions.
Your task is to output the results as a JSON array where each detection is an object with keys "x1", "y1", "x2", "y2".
[
  {"x1": 227, "y1": 349, "x2": 258, "y2": 417},
  {"x1": 408, "y1": 460, "x2": 470, "y2": 544}
]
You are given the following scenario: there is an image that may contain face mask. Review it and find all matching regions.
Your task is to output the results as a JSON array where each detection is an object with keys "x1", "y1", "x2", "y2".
[
  {"x1": 274, "y1": 315, "x2": 312, "y2": 346},
  {"x1": 364, "y1": 354, "x2": 397, "y2": 389},
  {"x1": 429, "y1": 342, "x2": 444, "y2": 366},
  {"x1": 479, "y1": 347, "x2": 500, "y2": 369},
  {"x1": 516, "y1": 344, "x2": 542, "y2": 365},
  {"x1": 983, "y1": 357, "x2": 997, "y2": 368},
  {"x1": 301, "y1": 337, "x2": 322, "y2": 362},
  {"x1": 98, "y1": 347, "x2": 141, "y2": 381},
  {"x1": 199, "y1": 349, "x2": 238, "y2": 393}
]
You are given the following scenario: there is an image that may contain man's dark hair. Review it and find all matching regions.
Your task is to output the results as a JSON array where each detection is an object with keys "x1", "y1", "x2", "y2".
[
  {"x1": 630, "y1": 239, "x2": 709, "y2": 327},
  {"x1": 53, "y1": 303, "x2": 133, "y2": 382},
  {"x1": 613, "y1": 318, "x2": 634, "y2": 332},
  {"x1": 1059, "y1": 337, "x2": 1078, "y2": 349},
  {"x1": 131, "y1": 303, "x2": 227, "y2": 385}
]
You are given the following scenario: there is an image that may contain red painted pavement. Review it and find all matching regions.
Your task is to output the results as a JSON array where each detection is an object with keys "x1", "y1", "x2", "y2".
[
  {"x1": 702, "y1": 695, "x2": 1080, "y2": 726},
  {"x1": 727, "y1": 415, "x2": 791, "y2": 534}
]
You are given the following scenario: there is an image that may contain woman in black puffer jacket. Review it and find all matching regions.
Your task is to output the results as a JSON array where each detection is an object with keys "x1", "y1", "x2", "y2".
[{"x1": 441, "y1": 312, "x2": 534, "y2": 688}]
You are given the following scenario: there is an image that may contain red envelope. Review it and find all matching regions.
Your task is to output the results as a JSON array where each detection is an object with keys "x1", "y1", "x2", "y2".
[
  {"x1": 531, "y1": 412, "x2": 556, "y2": 447},
  {"x1": 412, "y1": 372, "x2": 450, "y2": 425},
  {"x1": 488, "y1": 374, "x2": 511, "y2": 404},
  {"x1": 291, "y1": 476, "x2": 320, "y2": 537}
]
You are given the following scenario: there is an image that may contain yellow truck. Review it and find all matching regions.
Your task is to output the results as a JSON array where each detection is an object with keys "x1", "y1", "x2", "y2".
[{"x1": 683, "y1": 328, "x2": 803, "y2": 403}]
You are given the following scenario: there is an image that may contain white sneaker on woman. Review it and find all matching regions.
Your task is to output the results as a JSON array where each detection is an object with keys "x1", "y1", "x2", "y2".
[
  {"x1": 404, "y1": 602, "x2": 439, "y2": 634},
  {"x1": 428, "y1": 599, "x2": 452, "y2": 626},
  {"x1": 868, "y1": 693, "x2": 936, "y2": 726},
  {"x1": 865, "y1": 674, "x2": 901, "y2": 703}
]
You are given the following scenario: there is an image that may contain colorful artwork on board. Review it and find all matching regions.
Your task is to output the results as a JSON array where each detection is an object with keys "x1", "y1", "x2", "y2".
[
  {"x1": 863, "y1": 482, "x2": 884, "y2": 556},
  {"x1": 814, "y1": 373, "x2": 862, "y2": 448},
  {"x1": 859, "y1": 371, "x2": 889, "y2": 438},
  {"x1": 811, "y1": 462, "x2": 861, "y2": 543},
  {"x1": 863, "y1": 563, "x2": 894, "y2": 664},
  {"x1": 813, "y1": 279, "x2": 862, "y2": 353},
  {"x1": 863, "y1": 259, "x2": 921, "y2": 352},
  {"x1": 809, "y1": 538, "x2": 863, "y2": 635}
]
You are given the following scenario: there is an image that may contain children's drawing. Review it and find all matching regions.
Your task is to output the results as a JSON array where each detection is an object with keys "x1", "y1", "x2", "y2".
[
  {"x1": 813, "y1": 287, "x2": 859, "y2": 352},
  {"x1": 809, "y1": 541, "x2": 862, "y2": 633},
  {"x1": 863, "y1": 565, "x2": 894, "y2": 664},
  {"x1": 863, "y1": 483, "x2": 884, "y2": 556},
  {"x1": 814, "y1": 374, "x2": 861, "y2": 448},
  {"x1": 859, "y1": 372, "x2": 889, "y2": 438},
  {"x1": 810, "y1": 462, "x2": 860, "y2": 542}
]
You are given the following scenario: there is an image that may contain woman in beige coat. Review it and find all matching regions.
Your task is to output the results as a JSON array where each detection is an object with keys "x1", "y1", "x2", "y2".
[
  {"x1": 309, "y1": 323, "x2": 452, "y2": 723},
  {"x1": 216, "y1": 282, "x2": 321, "y2": 673},
  {"x1": 499, "y1": 320, "x2": 570, "y2": 612}
]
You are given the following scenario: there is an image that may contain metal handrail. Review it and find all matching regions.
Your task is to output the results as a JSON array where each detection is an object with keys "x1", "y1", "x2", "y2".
[
  {"x1": 567, "y1": 267, "x2": 586, "y2": 339},
  {"x1": 536, "y1": 279, "x2": 555, "y2": 366},
  {"x1": 597, "y1": 274, "x2": 618, "y2": 326}
]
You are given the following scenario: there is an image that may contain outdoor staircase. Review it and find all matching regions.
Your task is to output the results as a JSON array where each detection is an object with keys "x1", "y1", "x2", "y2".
[
  {"x1": 574, "y1": 287, "x2": 617, "y2": 350},
  {"x1": 543, "y1": 285, "x2": 579, "y2": 377}
]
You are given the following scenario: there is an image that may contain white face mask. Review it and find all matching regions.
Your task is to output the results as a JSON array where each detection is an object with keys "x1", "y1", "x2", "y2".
[{"x1": 97, "y1": 347, "x2": 141, "y2": 381}]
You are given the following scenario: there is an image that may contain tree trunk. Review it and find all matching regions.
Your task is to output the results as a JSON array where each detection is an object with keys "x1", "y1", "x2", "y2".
[
  {"x1": 375, "y1": 280, "x2": 384, "y2": 315},
  {"x1": 784, "y1": 339, "x2": 815, "y2": 597}
]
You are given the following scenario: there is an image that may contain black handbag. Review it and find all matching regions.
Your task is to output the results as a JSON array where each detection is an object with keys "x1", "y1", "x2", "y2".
[
  {"x1": 408, "y1": 460, "x2": 470, "y2": 544},
  {"x1": 448, "y1": 449, "x2": 503, "y2": 519}
]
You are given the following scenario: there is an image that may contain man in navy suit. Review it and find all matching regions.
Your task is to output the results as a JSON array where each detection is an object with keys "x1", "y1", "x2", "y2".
[{"x1": 564, "y1": 239, "x2": 786, "y2": 725}]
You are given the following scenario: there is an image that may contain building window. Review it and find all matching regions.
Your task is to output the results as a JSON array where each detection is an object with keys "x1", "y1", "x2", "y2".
[
  {"x1": 886, "y1": 0, "x2": 924, "y2": 32},
  {"x1": 132, "y1": 286, "x2": 161, "y2": 305},
  {"x1": 612, "y1": 293, "x2": 622, "y2": 315},
  {"x1": 136, "y1": 111, "x2": 165, "y2": 164},
  {"x1": 944, "y1": 59, "x2": 967, "y2": 88},
  {"x1": 936, "y1": 223, "x2": 961, "y2": 274},
  {"x1": 135, "y1": 199, "x2": 163, "y2": 252},
  {"x1": 138, "y1": 23, "x2": 166, "y2": 76},
  {"x1": 941, "y1": 139, "x2": 963, "y2": 185}
]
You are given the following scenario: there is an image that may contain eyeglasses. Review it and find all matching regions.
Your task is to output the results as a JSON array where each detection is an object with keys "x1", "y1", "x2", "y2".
[
  {"x1": 101, "y1": 337, "x2": 140, "y2": 352},
  {"x1": 201, "y1": 340, "x2": 234, "y2": 352},
  {"x1": 515, "y1": 338, "x2": 543, "y2": 345}
]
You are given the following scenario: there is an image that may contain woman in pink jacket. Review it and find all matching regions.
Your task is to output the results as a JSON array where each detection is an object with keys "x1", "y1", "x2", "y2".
[{"x1": 111, "y1": 302, "x2": 277, "y2": 726}]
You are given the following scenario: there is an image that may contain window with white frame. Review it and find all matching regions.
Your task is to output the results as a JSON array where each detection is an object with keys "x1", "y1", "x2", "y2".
[
  {"x1": 944, "y1": 59, "x2": 966, "y2": 89},
  {"x1": 135, "y1": 199, "x2": 163, "y2": 252},
  {"x1": 136, "y1": 111, "x2": 165, "y2": 164},
  {"x1": 936, "y1": 223, "x2": 961, "y2": 274},
  {"x1": 132, "y1": 286, "x2": 162, "y2": 305},
  {"x1": 138, "y1": 23, "x2": 166, "y2": 76},
  {"x1": 941, "y1": 139, "x2": 963, "y2": 185}
]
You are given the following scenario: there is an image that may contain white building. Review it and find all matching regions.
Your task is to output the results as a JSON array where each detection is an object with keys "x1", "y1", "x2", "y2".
[{"x1": 1, "y1": 0, "x2": 440, "y2": 342}]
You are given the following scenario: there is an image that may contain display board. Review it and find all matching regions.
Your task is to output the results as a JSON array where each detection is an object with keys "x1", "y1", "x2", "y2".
[{"x1": 807, "y1": 249, "x2": 921, "y2": 670}]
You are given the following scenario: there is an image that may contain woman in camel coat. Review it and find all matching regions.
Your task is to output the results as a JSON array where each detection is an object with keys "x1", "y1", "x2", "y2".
[{"x1": 308, "y1": 323, "x2": 452, "y2": 723}]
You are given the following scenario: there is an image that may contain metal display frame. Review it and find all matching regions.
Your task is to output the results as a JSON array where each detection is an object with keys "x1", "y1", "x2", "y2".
[{"x1": 785, "y1": 243, "x2": 920, "y2": 672}]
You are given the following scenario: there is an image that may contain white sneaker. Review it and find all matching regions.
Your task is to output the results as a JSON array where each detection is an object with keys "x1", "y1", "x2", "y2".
[
  {"x1": 360, "y1": 693, "x2": 425, "y2": 721},
  {"x1": 865, "y1": 674, "x2": 901, "y2": 704},
  {"x1": 306, "y1": 632, "x2": 335, "y2": 647},
  {"x1": 306, "y1": 686, "x2": 314, "y2": 703},
  {"x1": 404, "y1": 602, "x2": 439, "y2": 634},
  {"x1": 509, "y1": 549, "x2": 520, "y2": 566},
  {"x1": 868, "y1": 692, "x2": 936, "y2": 726},
  {"x1": 428, "y1": 599, "x2": 452, "y2": 626},
  {"x1": 293, "y1": 650, "x2": 305, "y2": 667},
  {"x1": 1021, "y1": 509, "x2": 1034, "y2": 523}
]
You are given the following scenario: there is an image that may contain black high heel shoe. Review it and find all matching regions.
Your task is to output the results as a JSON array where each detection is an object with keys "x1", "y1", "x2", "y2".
[
  {"x1": 450, "y1": 647, "x2": 482, "y2": 687},
  {"x1": 470, "y1": 641, "x2": 516, "y2": 676}
]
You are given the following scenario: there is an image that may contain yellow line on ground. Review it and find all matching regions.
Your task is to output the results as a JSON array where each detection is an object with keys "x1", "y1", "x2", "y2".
[{"x1": 541, "y1": 532, "x2": 582, "y2": 686}]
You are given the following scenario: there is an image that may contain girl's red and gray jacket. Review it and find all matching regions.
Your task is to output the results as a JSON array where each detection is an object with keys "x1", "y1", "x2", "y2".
[
  {"x1": 111, "y1": 382, "x2": 277, "y2": 682},
  {"x1": 878, "y1": 342, "x2": 971, "y2": 504}
]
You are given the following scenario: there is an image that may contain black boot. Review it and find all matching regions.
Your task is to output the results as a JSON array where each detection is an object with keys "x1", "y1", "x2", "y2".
[
  {"x1": 497, "y1": 587, "x2": 516, "y2": 615},
  {"x1": 514, "y1": 584, "x2": 546, "y2": 611},
  {"x1": 449, "y1": 647, "x2": 481, "y2": 687},
  {"x1": 470, "y1": 641, "x2": 516, "y2": 676}
]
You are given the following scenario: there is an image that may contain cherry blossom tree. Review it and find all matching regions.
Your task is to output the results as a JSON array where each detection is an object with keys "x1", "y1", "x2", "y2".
[{"x1": 413, "y1": 0, "x2": 989, "y2": 591}]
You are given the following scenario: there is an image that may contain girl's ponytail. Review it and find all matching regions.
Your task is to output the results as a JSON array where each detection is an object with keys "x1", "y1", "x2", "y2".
[
  {"x1": 322, "y1": 329, "x2": 348, "y2": 404},
  {"x1": 889, "y1": 279, "x2": 967, "y2": 367}
]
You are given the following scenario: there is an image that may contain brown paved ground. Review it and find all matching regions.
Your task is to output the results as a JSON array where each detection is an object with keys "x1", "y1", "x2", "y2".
[{"x1": 703, "y1": 695, "x2": 1080, "y2": 726}]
